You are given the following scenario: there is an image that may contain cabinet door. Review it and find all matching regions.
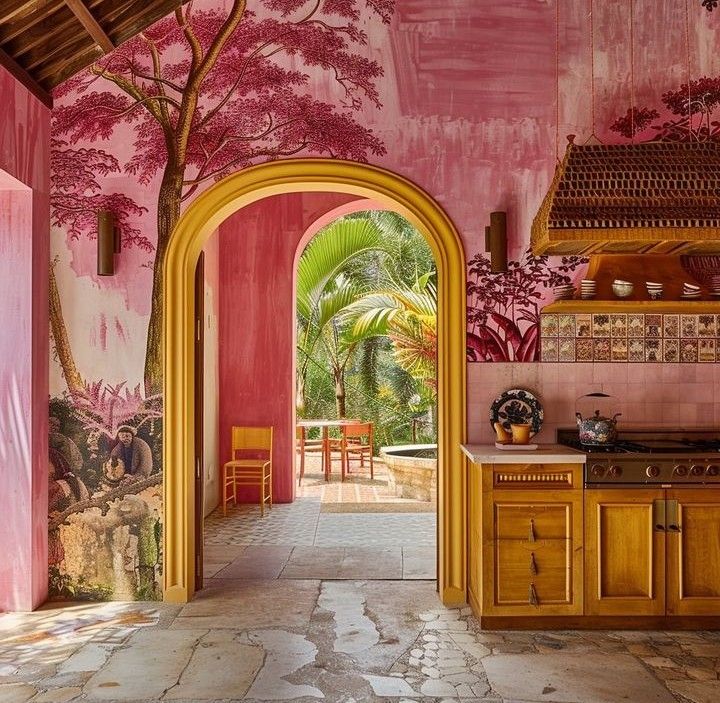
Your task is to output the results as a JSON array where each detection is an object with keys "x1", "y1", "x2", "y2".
[
  {"x1": 584, "y1": 489, "x2": 665, "y2": 616},
  {"x1": 482, "y1": 491, "x2": 583, "y2": 616},
  {"x1": 666, "y1": 489, "x2": 720, "y2": 616}
]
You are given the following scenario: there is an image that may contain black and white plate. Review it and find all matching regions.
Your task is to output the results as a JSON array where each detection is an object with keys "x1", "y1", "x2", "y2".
[{"x1": 490, "y1": 388, "x2": 544, "y2": 436}]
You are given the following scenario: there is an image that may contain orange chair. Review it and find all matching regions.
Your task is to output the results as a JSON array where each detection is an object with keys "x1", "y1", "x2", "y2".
[
  {"x1": 327, "y1": 419, "x2": 361, "y2": 476},
  {"x1": 296, "y1": 426, "x2": 325, "y2": 485},
  {"x1": 223, "y1": 426, "x2": 273, "y2": 516},
  {"x1": 340, "y1": 422, "x2": 374, "y2": 481}
]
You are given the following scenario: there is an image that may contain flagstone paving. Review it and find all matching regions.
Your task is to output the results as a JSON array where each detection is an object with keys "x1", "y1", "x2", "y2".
[{"x1": 1, "y1": 581, "x2": 719, "y2": 702}]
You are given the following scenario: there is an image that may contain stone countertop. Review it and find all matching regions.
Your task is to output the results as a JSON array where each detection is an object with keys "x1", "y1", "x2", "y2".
[{"x1": 461, "y1": 444, "x2": 586, "y2": 464}]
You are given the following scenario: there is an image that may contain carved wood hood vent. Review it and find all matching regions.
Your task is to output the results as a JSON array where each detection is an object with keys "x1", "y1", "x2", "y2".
[{"x1": 531, "y1": 139, "x2": 720, "y2": 256}]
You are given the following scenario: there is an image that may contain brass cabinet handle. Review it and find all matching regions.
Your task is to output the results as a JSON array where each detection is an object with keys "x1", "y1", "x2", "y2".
[
  {"x1": 529, "y1": 583, "x2": 539, "y2": 606},
  {"x1": 666, "y1": 499, "x2": 681, "y2": 532},
  {"x1": 530, "y1": 552, "x2": 538, "y2": 575},
  {"x1": 653, "y1": 499, "x2": 666, "y2": 532},
  {"x1": 528, "y1": 519, "x2": 536, "y2": 542}
]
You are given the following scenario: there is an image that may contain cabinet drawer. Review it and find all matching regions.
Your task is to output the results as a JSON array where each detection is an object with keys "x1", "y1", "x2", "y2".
[
  {"x1": 495, "y1": 539, "x2": 571, "y2": 605},
  {"x1": 495, "y1": 503, "x2": 572, "y2": 541}
]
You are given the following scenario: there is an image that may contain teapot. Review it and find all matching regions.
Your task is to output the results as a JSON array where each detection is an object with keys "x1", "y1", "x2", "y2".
[{"x1": 576, "y1": 392, "x2": 621, "y2": 445}]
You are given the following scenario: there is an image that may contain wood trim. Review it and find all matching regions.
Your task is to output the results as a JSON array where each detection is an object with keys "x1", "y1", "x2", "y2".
[
  {"x1": 0, "y1": 46, "x2": 52, "y2": 107},
  {"x1": 63, "y1": 0, "x2": 113, "y2": 53},
  {"x1": 542, "y1": 300, "x2": 720, "y2": 314},
  {"x1": 477, "y1": 615, "x2": 720, "y2": 630}
]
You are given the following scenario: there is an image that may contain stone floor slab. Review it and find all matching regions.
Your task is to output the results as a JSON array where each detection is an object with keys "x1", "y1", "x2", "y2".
[
  {"x1": 666, "y1": 680, "x2": 720, "y2": 703},
  {"x1": 338, "y1": 547, "x2": 402, "y2": 579},
  {"x1": 483, "y1": 652, "x2": 677, "y2": 703},
  {"x1": 402, "y1": 546, "x2": 436, "y2": 580},
  {"x1": 279, "y1": 547, "x2": 345, "y2": 579},
  {"x1": 213, "y1": 545, "x2": 293, "y2": 579},
  {"x1": 0, "y1": 684, "x2": 35, "y2": 703}
]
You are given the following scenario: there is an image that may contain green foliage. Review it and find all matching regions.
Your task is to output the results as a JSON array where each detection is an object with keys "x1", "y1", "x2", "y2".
[
  {"x1": 48, "y1": 566, "x2": 113, "y2": 601},
  {"x1": 297, "y1": 210, "x2": 437, "y2": 447}
]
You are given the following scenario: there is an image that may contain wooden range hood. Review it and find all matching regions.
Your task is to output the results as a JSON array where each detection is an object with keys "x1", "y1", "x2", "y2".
[{"x1": 531, "y1": 138, "x2": 720, "y2": 256}]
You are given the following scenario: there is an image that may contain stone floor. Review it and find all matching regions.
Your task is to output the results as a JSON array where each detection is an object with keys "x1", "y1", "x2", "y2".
[{"x1": 1, "y1": 580, "x2": 719, "y2": 703}]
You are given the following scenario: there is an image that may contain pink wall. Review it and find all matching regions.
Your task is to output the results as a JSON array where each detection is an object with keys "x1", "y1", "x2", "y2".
[
  {"x1": 218, "y1": 192, "x2": 359, "y2": 503},
  {"x1": 0, "y1": 65, "x2": 50, "y2": 611}
]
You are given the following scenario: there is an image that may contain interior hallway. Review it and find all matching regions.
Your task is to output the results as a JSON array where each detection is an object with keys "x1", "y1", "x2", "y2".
[{"x1": 1, "y1": 579, "x2": 718, "y2": 702}]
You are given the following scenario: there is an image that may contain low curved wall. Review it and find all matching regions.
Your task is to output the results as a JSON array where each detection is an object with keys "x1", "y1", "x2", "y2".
[{"x1": 380, "y1": 444, "x2": 437, "y2": 503}]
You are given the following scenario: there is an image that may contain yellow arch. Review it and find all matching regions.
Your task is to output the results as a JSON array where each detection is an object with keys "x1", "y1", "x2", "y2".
[{"x1": 163, "y1": 158, "x2": 467, "y2": 605}]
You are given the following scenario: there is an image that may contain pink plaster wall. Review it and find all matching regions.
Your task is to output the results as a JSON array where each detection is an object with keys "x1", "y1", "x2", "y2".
[
  {"x1": 0, "y1": 65, "x2": 50, "y2": 611},
  {"x1": 218, "y1": 192, "x2": 359, "y2": 503}
]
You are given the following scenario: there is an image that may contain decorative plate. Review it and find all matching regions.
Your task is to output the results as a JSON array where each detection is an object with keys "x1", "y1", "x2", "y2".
[{"x1": 490, "y1": 388, "x2": 544, "y2": 436}]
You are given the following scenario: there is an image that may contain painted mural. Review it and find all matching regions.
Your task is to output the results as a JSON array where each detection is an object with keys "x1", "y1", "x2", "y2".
[{"x1": 48, "y1": 0, "x2": 720, "y2": 599}]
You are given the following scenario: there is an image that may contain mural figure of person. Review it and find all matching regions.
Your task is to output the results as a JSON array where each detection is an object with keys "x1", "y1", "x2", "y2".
[
  {"x1": 110, "y1": 425, "x2": 153, "y2": 478},
  {"x1": 49, "y1": 415, "x2": 83, "y2": 474}
]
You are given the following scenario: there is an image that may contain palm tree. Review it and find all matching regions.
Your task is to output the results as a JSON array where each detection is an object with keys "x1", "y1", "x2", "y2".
[{"x1": 296, "y1": 216, "x2": 388, "y2": 417}]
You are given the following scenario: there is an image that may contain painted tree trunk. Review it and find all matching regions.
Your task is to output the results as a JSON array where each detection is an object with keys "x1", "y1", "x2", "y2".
[
  {"x1": 144, "y1": 164, "x2": 183, "y2": 396},
  {"x1": 49, "y1": 263, "x2": 84, "y2": 397}
]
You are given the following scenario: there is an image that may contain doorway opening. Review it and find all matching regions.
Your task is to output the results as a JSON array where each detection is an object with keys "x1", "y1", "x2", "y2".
[{"x1": 162, "y1": 159, "x2": 466, "y2": 605}]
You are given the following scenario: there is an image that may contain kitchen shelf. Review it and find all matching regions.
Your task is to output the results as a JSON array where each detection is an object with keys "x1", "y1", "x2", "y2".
[{"x1": 542, "y1": 300, "x2": 720, "y2": 314}]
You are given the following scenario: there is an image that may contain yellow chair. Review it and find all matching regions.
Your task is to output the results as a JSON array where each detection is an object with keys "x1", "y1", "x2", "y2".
[
  {"x1": 223, "y1": 426, "x2": 273, "y2": 516},
  {"x1": 296, "y1": 425, "x2": 325, "y2": 485},
  {"x1": 340, "y1": 422, "x2": 374, "y2": 481}
]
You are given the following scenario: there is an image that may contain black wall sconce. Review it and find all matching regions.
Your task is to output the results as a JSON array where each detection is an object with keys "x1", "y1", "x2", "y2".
[
  {"x1": 484, "y1": 210, "x2": 507, "y2": 273},
  {"x1": 97, "y1": 210, "x2": 121, "y2": 276}
]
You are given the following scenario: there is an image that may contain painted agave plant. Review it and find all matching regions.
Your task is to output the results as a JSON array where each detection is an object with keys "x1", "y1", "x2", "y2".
[{"x1": 466, "y1": 249, "x2": 586, "y2": 362}]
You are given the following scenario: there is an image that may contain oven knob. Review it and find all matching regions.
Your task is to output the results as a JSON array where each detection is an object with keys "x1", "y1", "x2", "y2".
[
  {"x1": 608, "y1": 465, "x2": 623, "y2": 478},
  {"x1": 646, "y1": 465, "x2": 660, "y2": 478},
  {"x1": 706, "y1": 464, "x2": 719, "y2": 477},
  {"x1": 673, "y1": 464, "x2": 688, "y2": 477},
  {"x1": 591, "y1": 464, "x2": 606, "y2": 477},
  {"x1": 690, "y1": 464, "x2": 705, "y2": 476}
]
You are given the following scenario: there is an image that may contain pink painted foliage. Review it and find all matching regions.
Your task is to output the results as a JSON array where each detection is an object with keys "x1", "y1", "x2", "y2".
[
  {"x1": 50, "y1": 138, "x2": 151, "y2": 251},
  {"x1": 74, "y1": 380, "x2": 162, "y2": 443},
  {"x1": 52, "y1": 0, "x2": 392, "y2": 208},
  {"x1": 466, "y1": 249, "x2": 586, "y2": 362}
]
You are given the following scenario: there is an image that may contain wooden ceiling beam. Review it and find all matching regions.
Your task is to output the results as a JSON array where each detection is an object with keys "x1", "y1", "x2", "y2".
[
  {"x1": 0, "y1": 8, "x2": 77, "y2": 56},
  {"x1": 23, "y1": 27, "x2": 94, "y2": 71},
  {"x1": 63, "y1": 0, "x2": 114, "y2": 53},
  {"x1": 0, "y1": 1, "x2": 65, "y2": 44},
  {"x1": 0, "y1": 46, "x2": 52, "y2": 107},
  {"x1": 35, "y1": 43, "x2": 102, "y2": 86}
]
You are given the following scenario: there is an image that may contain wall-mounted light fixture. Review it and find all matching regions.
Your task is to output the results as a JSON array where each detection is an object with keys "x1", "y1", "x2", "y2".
[
  {"x1": 486, "y1": 210, "x2": 507, "y2": 273},
  {"x1": 97, "y1": 210, "x2": 120, "y2": 276}
]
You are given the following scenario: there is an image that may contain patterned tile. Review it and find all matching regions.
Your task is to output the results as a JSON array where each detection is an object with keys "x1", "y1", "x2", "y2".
[
  {"x1": 645, "y1": 339, "x2": 661, "y2": 362},
  {"x1": 576, "y1": 314, "x2": 592, "y2": 338},
  {"x1": 540, "y1": 314, "x2": 559, "y2": 337},
  {"x1": 593, "y1": 338, "x2": 611, "y2": 362},
  {"x1": 610, "y1": 314, "x2": 627, "y2": 337},
  {"x1": 627, "y1": 314, "x2": 644, "y2": 337},
  {"x1": 540, "y1": 337, "x2": 558, "y2": 362},
  {"x1": 698, "y1": 314, "x2": 716, "y2": 337},
  {"x1": 575, "y1": 338, "x2": 593, "y2": 362},
  {"x1": 698, "y1": 338, "x2": 716, "y2": 363},
  {"x1": 680, "y1": 338, "x2": 698, "y2": 363},
  {"x1": 628, "y1": 339, "x2": 645, "y2": 362},
  {"x1": 663, "y1": 314, "x2": 679, "y2": 338},
  {"x1": 644, "y1": 314, "x2": 662, "y2": 338},
  {"x1": 558, "y1": 314, "x2": 576, "y2": 337},
  {"x1": 681, "y1": 315, "x2": 698, "y2": 338},
  {"x1": 558, "y1": 337, "x2": 576, "y2": 362},
  {"x1": 663, "y1": 338, "x2": 680, "y2": 363},
  {"x1": 611, "y1": 338, "x2": 628, "y2": 362},
  {"x1": 592, "y1": 314, "x2": 610, "y2": 338}
]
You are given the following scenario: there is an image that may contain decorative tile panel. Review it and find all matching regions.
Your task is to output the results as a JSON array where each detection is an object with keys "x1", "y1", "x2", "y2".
[{"x1": 540, "y1": 313, "x2": 720, "y2": 363}]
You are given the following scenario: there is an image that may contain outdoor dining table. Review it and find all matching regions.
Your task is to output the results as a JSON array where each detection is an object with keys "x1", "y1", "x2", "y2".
[{"x1": 296, "y1": 419, "x2": 356, "y2": 481}]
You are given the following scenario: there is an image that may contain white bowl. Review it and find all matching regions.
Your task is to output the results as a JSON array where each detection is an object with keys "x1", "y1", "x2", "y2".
[
  {"x1": 612, "y1": 282, "x2": 634, "y2": 298},
  {"x1": 613, "y1": 279, "x2": 631, "y2": 285}
]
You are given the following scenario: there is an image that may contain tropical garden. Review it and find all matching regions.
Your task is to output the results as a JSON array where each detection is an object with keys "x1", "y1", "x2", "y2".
[{"x1": 296, "y1": 210, "x2": 437, "y2": 449}]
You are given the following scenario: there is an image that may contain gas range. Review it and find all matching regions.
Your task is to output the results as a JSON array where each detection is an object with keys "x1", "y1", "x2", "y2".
[{"x1": 557, "y1": 429, "x2": 720, "y2": 486}]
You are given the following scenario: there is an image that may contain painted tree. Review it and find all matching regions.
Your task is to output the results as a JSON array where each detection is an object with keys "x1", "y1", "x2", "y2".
[{"x1": 52, "y1": 0, "x2": 393, "y2": 394}]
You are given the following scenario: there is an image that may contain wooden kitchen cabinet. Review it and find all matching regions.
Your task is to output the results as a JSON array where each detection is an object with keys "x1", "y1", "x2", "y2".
[
  {"x1": 666, "y1": 489, "x2": 720, "y2": 616},
  {"x1": 479, "y1": 464, "x2": 583, "y2": 617},
  {"x1": 584, "y1": 489, "x2": 665, "y2": 616}
]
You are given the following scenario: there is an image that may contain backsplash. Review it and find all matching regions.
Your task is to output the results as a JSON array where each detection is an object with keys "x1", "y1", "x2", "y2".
[{"x1": 540, "y1": 313, "x2": 720, "y2": 363}]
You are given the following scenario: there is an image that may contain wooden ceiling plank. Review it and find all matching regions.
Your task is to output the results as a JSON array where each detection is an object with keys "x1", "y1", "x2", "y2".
[
  {"x1": 0, "y1": 0, "x2": 38, "y2": 26},
  {"x1": 23, "y1": 29, "x2": 95, "y2": 71},
  {"x1": 111, "y1": 0, "x2": 189, "y2": 45},
  {"x1": 0, "y1": 46, "x2": 52, "y2": 107},
  {"x1": 35, "y1": 43, "x2": 102, "y2": 86},
  {"x1": 0, "y1": 1, "x2": 67, "y2": 44},
  {"x1": 63, "y1": 0, "x2": 114, "y2": 53},
  {"x1": 0, "y1": 9, "x2": 78, "y2": 56}
]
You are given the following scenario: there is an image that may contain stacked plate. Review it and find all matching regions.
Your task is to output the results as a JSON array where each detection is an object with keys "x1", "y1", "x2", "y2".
[
  {"x1": 710, "y1": 275, "x2": 720, "y2": 298},
  {"x1": 646, "y1": 281, "x2": 663, "y2": 300},
  {"x1": 682, "y1": 282, "x2": 701, "y2": 300},
  {"x1": 580, "y1": 279, "x2": 596, "y2": 299},
  {"x1": 553, "y1": 284, "x2": 575, "y2": 301}
]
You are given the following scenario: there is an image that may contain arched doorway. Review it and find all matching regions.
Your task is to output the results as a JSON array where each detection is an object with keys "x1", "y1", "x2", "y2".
[{"x1": 162, "y1": 159, "x2": 467, "y2": 605}]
